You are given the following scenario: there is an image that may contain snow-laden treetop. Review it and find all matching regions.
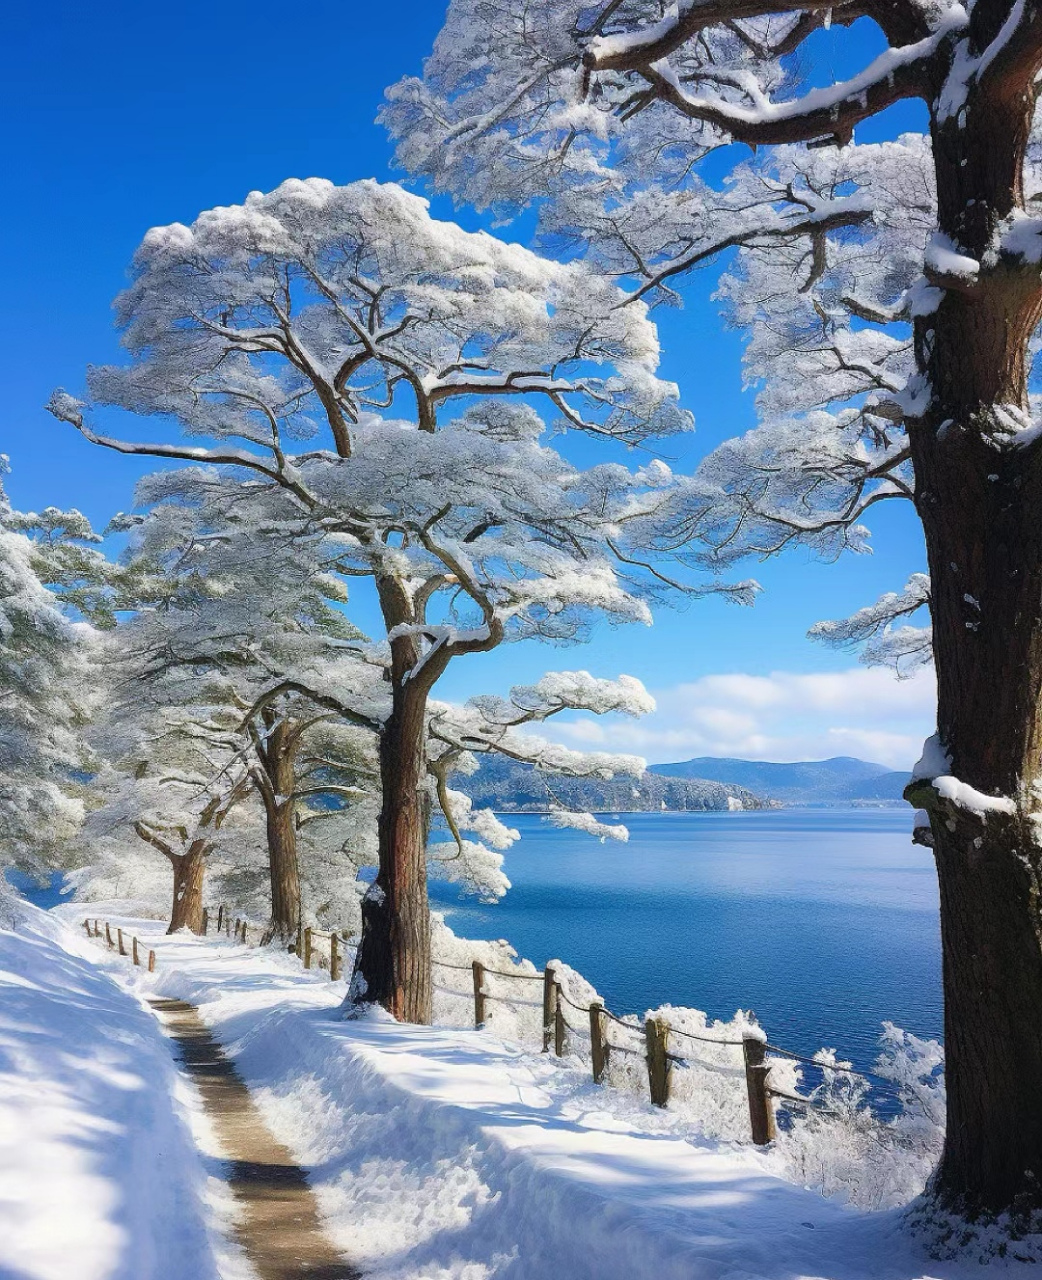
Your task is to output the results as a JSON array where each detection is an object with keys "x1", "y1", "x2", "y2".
[{"x1": 82, "y1": 177, "x2": 687, "y2": 449}]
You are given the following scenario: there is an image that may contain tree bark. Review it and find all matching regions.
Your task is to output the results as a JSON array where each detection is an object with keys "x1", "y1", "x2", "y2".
[
  {"x1": 904, "y1": 28, "x2": 1042, "y2": 1217},
  {"x1": 167, "y1": 840, "x2": 207, "y2": 934},
  {"x1": 352, "y1": 673, "x2": 434, "y2": 1023},
  {"x1": 255, "y1": 717, "x2": 303, "y2": 947},
  {"x1": 349, "y1": 575, "x2": 447, "y2": 1024}
]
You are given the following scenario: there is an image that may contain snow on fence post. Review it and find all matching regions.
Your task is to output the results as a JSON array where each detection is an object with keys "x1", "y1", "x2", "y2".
[
  {"x1": 554, "y1": 981, "x2": 566, "y2": 1057},
  {"x1": 645, "y1": 1016, "x2": 671, "y2": 1107},
  {"x1": 472, "y1": 960, "x2": 487, "y2": 1027},
  {"x1": 105, "y1": 923, "x2": 114, "y2": 948},
  {"x1": 542, "y1": 965, "x2": 558, "y2": 1052},
  {"x1": 148, "y1": 949, "x2": 156, "y2": 973},
  {"x1": 217, "y1": 904, "x2": 225, "y2": 933},
  {"x1": 202, "y1": 908, "x2": 208, "y2": 935},
  {"x1": 742, "y1": 1034, "x2": 776, "y2": 1146},
  {"x1": 330, "y1": 932, "x2": 341, "y2": 981},
  {"x1": 304, "y1": 927, "x2": 313, "y2": 970},
  {"x1": 589, "y1": 1001, "x2": 608, "y2": 1083},
  {"x1": 132, "y1": 937, "x2": 140, "y2": 966}
]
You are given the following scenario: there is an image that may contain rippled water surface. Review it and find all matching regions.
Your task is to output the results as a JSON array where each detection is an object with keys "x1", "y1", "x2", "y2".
[{"x1": 430, "y1": 808, "x2": 941, "y2": 1071}]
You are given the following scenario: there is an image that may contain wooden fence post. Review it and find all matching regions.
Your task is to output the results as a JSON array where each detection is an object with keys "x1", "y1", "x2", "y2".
[
  {"x1": 217, "y1": 904, "x2": 225, "y2": 933},
  {"x1": 589, "y1": 1000, "x2": 608, "y2": 1083},
  {"x1": 226, "y1": 911, "x2": 231, "y2": 937},
  {"x1": 82, "y1": 919, "x2": 91, "y2": 937},
  {"x1": 645, "y1": 1016, "x2": 671, "y2": 1107},
  {"x1": 743, "y1": 1034, "x2": 776, "y2": 1146},
  {"x1": 132, "y1": 937, "x2": 140, "y2": 966},
  {"x1": 554, "y1": 981, "x2": 566, "y2": 1056},
  {"x1": 94, "y1": 919, "x2": 100, "y2": 937},
  {"x1": 234, "y1": 917, "x2": 240, "y2": 941},
  {"x1": 201, "y1": 908, "x2": 208, "y2": 935},
  {"x1": 148, "y1": 950, "x2": 156, "y2": 973},
  {"x1": 330, "y1": 932, "x2": 341, "y2": 981},
  {"x1": 304, "y1": 927, "x2": 313, "y2": 969},
  {"x1": 241, "y1": 924, "x2": 248, "y2": 946},
  {"x1": 542, "y1": 965, "x2": 557, "y2": 1052},
  {"x1": 472, "y1": 960, "x2": 487, "y2": 1027},
  {"x1": 105, "y1": 923, "x2": 113, "y2": 948},
  {"x1": 117, "y1": 928, "x2": 127, "y2": 956}
]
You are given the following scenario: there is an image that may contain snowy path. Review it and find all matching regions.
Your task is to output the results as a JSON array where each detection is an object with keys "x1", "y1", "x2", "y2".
[
  {"x1": 62, "y1": 907, "x2": 1006, "y2": 1280},
  {"x1": 150, "y1": 997, "x2": 358, "y2": 1280},
  {"x1": 0, "y1": 906, "x2": 253, "y2": 1280},
  {"x1": 5, "y1": 903, "x2": 1021, "y2": 1280}
]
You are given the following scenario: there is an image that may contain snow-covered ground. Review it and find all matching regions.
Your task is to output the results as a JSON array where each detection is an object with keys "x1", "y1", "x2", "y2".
[
  {"x1": 0, "y1": 902, "x2": 253, "y2": 1280},
  {"x1": 0, "y1": 900, "x2": 1027, "y2": 1278}
]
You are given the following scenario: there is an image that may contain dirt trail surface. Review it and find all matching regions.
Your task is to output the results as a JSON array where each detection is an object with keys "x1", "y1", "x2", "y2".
[{"x1": 150, "y1": 997, "x2": 360, "y2": 1280}]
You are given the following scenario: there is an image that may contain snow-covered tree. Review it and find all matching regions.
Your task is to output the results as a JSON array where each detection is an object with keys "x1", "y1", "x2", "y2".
[
  {"x1": 0, "y1": 461, "x2": 94, "y2": 883},
  {"x1": 83, "y1": 632, "x2": 256, "y2": 933},
  {"x1": 96, "y1": 465, "x2": 379, "y2": 942},
  {"x1": 388, "y1": 0, "x2": 1042, "y2": 1221},
  {"x1": 49, "y1": 178, "x2": 729, "y2": 1022}
]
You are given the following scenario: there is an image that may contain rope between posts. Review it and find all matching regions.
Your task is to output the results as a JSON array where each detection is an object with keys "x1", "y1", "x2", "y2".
[
  {"x1": 557, "y1": 987, "x2": 595, "y2": 1017},
  {"x1": 601, "y1": 1007, "x2": 644, "y2": 1037},
  {"x1": 765, "y1": 1043, "x2": 904, "y2": 1095},
  {"x1": 558, "y1": 1006, "x2": 591, "y2": 1037},
  {"x1": 667, "y1": 1024, "x2": 745, "y2": 1049},
  {"x1": 433, "y1": 958, "x2": 543, "y2": 981}
]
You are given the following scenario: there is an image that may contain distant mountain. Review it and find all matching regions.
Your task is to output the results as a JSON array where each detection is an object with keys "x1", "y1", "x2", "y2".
[
  {"x1": 650, "y1": 756, "x2": 908, "y2": 806},
  {"x1": 458, "y1": 755, "x2": 768, "y2": 813}
]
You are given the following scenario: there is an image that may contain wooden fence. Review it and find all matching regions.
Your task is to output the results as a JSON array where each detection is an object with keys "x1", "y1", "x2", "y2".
[
  {"x1": 83, "y1": 918, "x2": 156, "y2": 972},
  {"x1": 433, "y1": 957, "x2": 904, "y2": 1146},
  {"x1": 85, "y1": 909, "x2": 899, "y2": 1149}
]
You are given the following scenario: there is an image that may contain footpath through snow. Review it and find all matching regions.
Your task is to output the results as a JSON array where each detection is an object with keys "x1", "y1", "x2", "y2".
[{"x1": 2, "y1": 902, "x2": 1033, "y2": 1280}]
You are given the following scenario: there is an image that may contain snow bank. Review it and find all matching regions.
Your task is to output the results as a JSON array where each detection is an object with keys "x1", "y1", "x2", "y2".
[
  {"x1": 41, "y1": 905, "x2": 1018, "y2": 1279},
  {"x1": 0, "y1": 904, "x2": 253, "y2": 1280}
]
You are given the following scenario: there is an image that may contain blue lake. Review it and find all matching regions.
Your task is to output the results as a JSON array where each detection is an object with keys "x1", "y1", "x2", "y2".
[{"x1": 430, "y1": 808, "x2": 942, "y2": 1073}]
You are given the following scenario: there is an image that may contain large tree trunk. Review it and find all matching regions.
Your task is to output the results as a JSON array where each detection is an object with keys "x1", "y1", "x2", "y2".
[
  {"x1": 351, "y1": 677, "x2": 433, "y2": 1023},
  {"x1": 349, "y1": 575, "x2": 444, "y2": 1024},
  {"x1": 906, "y1": 46, "x2": 1042, "y2": 1217},
  {"x1": 167, "y1": 840, "x2": 207, "y2": 934},
  {"x1": 257, "y1": 720, "x2": 302, "y2": 947}
]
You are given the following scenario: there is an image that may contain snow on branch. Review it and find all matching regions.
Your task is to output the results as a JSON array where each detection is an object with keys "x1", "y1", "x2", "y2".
[{"x1": 810, "y1": 574, "x2": 932, "y2": 675}]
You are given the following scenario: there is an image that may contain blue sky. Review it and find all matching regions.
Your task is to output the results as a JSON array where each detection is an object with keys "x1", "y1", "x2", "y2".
[{"x1": 0, "y1": 3, "x2": 933, "y2": 768}]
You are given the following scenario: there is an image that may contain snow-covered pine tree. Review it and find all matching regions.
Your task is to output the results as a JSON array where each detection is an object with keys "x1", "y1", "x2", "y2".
[
  {"x1": 49, "y1": 178, "x2": 747, "y2": 1022},
  {"x1": 81, "y1": 630, "x2": 256, "y2": 933},
  {"x1": 96, "y1": 467, "x2": 380, "y2": 943},
  {"x1": 0, "y1": 461, "x2": 94, "y2": 898},
  {"x1": 386, "y1": 0, "x2": 1042, "y2": 1221}
]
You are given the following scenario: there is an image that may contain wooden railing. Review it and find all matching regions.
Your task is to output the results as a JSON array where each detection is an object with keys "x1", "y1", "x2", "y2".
[
  {"x1": 84, "y1": 910, "x2": 901, "y2": 1150},
  {"x1": 434, "y1": 957, "x2": 903, "y2": 1146},
  {"x1": 83, "y1": 918, "x2": 156, "y2": 972}
]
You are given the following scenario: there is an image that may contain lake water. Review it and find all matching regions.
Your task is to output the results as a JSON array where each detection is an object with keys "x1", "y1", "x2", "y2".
[{"x1": 430, "y1": 809, "x2": 942, "y2": 1073}]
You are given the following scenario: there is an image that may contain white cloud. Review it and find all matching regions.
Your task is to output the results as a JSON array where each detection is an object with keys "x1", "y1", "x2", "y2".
[{"x1": 541, "y1": 667, "x2": 935, "y2": 770}]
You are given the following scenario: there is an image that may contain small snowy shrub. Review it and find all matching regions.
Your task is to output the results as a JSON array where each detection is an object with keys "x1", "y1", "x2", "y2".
[{"x1": 774, "y1": 1023, "x2": 945, "y2": 1209}]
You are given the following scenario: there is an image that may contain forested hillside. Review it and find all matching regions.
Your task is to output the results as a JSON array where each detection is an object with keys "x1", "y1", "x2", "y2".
[{"x1": 458, "y1": 756, "x2": 767, "y2": 813}]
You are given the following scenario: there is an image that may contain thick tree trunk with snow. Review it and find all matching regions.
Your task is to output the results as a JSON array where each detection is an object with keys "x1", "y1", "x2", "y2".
[
  {"x1": 906, "y1": 43, "x2": 1042, "y2": 1216},
  {"x1": 167, "y1": 841, "x2": 207, "y2": 934},
  {"x1": 351, "y1": 577, "x2": 442, "y2": 1024},
  {"x1": 352, "y1": 677, "x2": 433, "y2": 1023},
  {"x1": 263, "y1": 802, "x2": 301, "y2": 947},
  {"x1": 256, "y1": 720, "x2": 302, "y2": 947}
]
